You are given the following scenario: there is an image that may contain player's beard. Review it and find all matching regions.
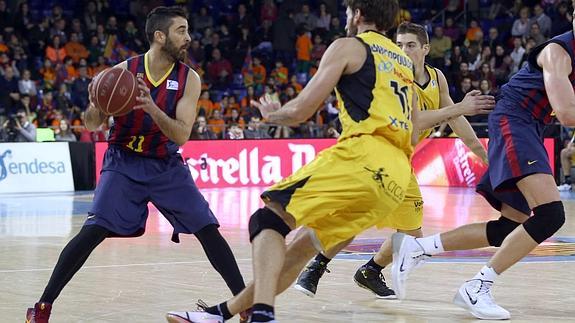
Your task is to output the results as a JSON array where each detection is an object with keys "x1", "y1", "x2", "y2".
[
  {"x1": 346, "y1": 20, "x2": 358, "y2": 37},
  {"x1": 162, "y1": 37, "x2": 188, "y2": 62}
]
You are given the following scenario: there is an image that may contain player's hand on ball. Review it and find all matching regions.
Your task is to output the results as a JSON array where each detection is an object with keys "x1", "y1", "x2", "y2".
[
  {"x1": 460, "y1": 90, "x2": 496, "y2": 116},
  {"x1": 134, "y1": 77, "x2": 157, "y2": 113},
  {"x1": 88, "y1": 79, "x2": 96, "y2": 105},
  {"x1": 251, "y1": 94, "x2": 281, "y2": 120}
]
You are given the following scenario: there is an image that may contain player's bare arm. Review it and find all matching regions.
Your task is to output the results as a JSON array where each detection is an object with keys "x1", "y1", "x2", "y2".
[
  {"x1": 252, "y1": 38, "x2": 362, "y2": 125},
  {"x1": 539, "y1": 43, "x2": 575, "y2": 126},
  {"x1": 134, "y1": 69, "x2": 201, "y2": 145},
  {"x1": 84, "y1": 61, "x2": 128, "y2": 131},
  {"x1": 436, "y1": 69, "x2": 489, "y2": 163},
  {"x1": 412, "y1": 88, "x2": 495, "y2": 130}
]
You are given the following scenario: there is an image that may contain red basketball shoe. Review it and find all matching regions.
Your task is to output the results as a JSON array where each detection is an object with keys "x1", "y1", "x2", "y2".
[{"x1": 25, "y1": 302, "x2": 51, "y2": 323}]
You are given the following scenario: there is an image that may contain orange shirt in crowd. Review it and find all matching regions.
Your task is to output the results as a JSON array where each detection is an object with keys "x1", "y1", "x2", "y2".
[
  {"x1": 64, "y1": 41, "x2": 89, "y2": 63},
  {"x1": 40, "y1": 67, "x2": 57, "y2": 87},
  {"x1": 242, "y1": 67, "x2": 254, "y2": 87},
  {"x1": 63, "y1": 65, "x2": 78, "y2": 82},
  {"x1": 208, "y1": 118, "x2": 226, "y2": 136},
  {"x1": 466, "y1": 27, "x2": 482, "y2": 42},
  {"x1": 271, "y1": 66, "x2": 289, "y2": 85},
  {"x1": 296, "y1": 34, "x2": 312, "y2": 61},
  {"x1": 45, "y1": 46, "x2": 67, "y2": 64},
  {"x1": 253, "y1": 64, "x2": 266, "y2": 85},
  {"x1": 198, "y1": 98, "x2": 215, "y2": 116}
]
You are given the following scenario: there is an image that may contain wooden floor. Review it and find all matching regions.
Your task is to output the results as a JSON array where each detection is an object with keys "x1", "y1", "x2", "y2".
[{"x1": 1, "y1": 187, "x2": 575, "y2": 322}]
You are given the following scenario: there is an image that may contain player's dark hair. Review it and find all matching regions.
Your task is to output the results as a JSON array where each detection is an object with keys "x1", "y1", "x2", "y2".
[
  {"x1": 397, "y1": 22, "x2": 429, "y2": 45},
  {"x1": 344, "y1": 0, "x2": 399, "y2": 32},
  {"x1": 145, "y1": 6, "x2": 187, "y2": 45}
]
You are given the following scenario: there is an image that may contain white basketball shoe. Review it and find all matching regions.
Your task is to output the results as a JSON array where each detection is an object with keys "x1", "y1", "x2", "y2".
[
  {"x1": 453, "y1": 279, "x2": 511, "y2": 320},
  {"x1": 391, "y1": 232, "x2": 429, "y2": 300}
]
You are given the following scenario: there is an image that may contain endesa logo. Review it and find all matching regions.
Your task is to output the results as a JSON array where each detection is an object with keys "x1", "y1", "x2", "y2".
[{"x1": 0, "y1": 149, "x2": 67, "y2": 181}]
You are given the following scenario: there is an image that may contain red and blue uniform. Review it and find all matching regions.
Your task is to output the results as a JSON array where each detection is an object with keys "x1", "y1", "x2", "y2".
[
  {"x1": 477, "y1": 31, "x2": 575, "y2": 214},
  {"x1": 86, "y1": 54, "x2": 218, "y2": 241}
]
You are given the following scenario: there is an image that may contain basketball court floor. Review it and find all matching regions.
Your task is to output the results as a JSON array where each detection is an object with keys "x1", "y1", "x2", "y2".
[{"x1": 2, "y1": 186, "x2": 575, "y2": 322}]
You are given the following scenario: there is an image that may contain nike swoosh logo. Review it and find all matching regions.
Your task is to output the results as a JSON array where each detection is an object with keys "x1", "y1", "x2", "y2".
[
  {"x1": 399, "y1": 258, "x2": 406, "y2": 272},
  {"x1": 528, "y1": 160, "x2": 537, "y2": 165},
  {"x1": 434, "y1": 240, "x2": 438, "y2": 249},
  {"x1": 465, "y1": 289, "x2": 478, "y2": 305}
]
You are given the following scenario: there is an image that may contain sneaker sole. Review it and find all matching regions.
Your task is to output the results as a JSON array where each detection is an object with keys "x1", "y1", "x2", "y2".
[
  {"x1": 453, "y1": 286, "x2": 511, "y2": 320},
  {"x1": 391, "y1": 233, "x2": 408, "y2": 300},
  {"x1": 293, "y1": 283, "x2": 316, "y2": 298},
  {"x1": 166, "y1": 314, "x2": 192, "y2": 323},
  {"x1": 353, "y1": 277, "x2": 397, "y2": 299}
]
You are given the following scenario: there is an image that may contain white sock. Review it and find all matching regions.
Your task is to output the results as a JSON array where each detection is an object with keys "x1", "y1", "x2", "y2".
[
  {"x1": 473, "y1": 265, "x2": 498, "y2": 282},
  {"x1": 415, "y1": 233, "x2": 444, "y2": 255}
]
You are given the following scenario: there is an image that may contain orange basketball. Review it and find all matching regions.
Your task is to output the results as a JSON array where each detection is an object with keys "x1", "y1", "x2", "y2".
[{"x1": 93, "y1": 67, "x2": 138, "y2": 116}]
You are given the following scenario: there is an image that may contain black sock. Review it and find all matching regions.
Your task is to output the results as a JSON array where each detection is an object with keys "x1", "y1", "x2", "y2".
[
  {"x1": 365, "y1": 257, "x2": 384, "y2": 272},
  {"x1": 250, "y1": 303, "x2": 275, "y2": 322},
  {"x1": 195, "y1": 224, "x2": 246, "y2": 295},
  {"x1": 565, "y1": 175, "x2": 571, "y2": 185},
  {"x1": 39, "y1": 224, "x2": 109, "y2": 303},
  {"x1": 314, "y1": 253, "x2": 332, "y2": 266},
  {"x1": 205, "y1": 302, "x2": 232, "y2": 320}
]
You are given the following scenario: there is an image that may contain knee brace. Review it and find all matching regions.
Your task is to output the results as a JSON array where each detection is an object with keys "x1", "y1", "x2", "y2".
[
  {"x1": 486, "y1": 217, "x2": 521, "y2": 247},
  {"x1": 523, "y1": 201, "x2": 565, "y2": 244},
  {"x1": 248, "y1": 207, "x2": 292, "y2": 242}
]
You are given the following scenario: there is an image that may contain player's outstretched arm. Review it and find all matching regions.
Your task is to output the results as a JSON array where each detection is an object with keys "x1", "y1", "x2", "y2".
[
  {"x1": 436, "y1": 69, "x2": 488, "y2": 164},
  {"x1": 84, "y1": 61, "x2": 128, "y2": 131},
  {"x1": 413, "y1": 89, "x2": 494, "y2": 130},
  {"x1": 539, "y1": 43, "x2": 575, "y2": 126},
  {"x1": 252, "y1": 38, "x2": 357, "y2": 125},
  {"x1": 134, "y1": 69, "x2": 201, "y2": 145}
]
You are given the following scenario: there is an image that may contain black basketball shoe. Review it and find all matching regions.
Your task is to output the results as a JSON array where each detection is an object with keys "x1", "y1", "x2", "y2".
[
  {"x1": 353, "y1": 265, "x2": 396, "y2": 299},
  {"x1": 294, "y1": 259, "x2": 330, "y2": 297}
]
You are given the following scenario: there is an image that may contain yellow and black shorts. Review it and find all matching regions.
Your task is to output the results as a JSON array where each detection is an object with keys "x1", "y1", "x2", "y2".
[
  {"x1": 376, "y1": 171, "x2": 424, "y2": 231},
  {"x1": 261, "y1": 135, "x2": 412, "y2": 251}
]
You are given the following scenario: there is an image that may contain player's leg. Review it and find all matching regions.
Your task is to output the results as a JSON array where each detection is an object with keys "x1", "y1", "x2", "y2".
[
  {"x1": 488, "y1": 174, "x2": 563, "y2": 273},
  {"x1": 453, "y1": 108, "x2": 559, "y2": 319},
  {"x1": 558, "y1": 147, "x2": 573, "y2": 190},
  {"x1": 27, "y1": 168, "x2": 149, "y2": 322},
  {"x1": 167, "y1": 227, "x2": 322, "y2": 323},
  {"x1": 194, "y1": 224, "x2": 246, "y2": 295},
  {"x1": 26, "y1": 225, "x2": 110, "y2": 322},
  {"x1": 248, "y1": 201, "x2": 294, "y2": 322},
  {"x1": 454, "y1": 174, "x2": 563, "y2": 320},
  {"x1": 296, "y1": 162, "x2": 423, "y2": 300},
  {"x1": 358, "y1": 173, "x2": 424, "y2": 299},
  {"x1": 149, "y1": 162, "x2": 246, "y2": 297},
  {"x1": 294, "y1": 237, "x2": 352, "y2": 297}
]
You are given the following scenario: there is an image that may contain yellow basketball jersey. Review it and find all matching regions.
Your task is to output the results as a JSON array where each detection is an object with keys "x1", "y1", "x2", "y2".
[
  {"x1": 415, "y1": 64, "x2": 441, "y2": 143},
  {"x1": 335, "y1": 30, "x2": 415, "y2": 157}
]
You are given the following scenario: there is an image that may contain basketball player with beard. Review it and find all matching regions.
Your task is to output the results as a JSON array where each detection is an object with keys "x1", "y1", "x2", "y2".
[{"x1": 26, "y1": 7, "x2": 246, "y2": 323}]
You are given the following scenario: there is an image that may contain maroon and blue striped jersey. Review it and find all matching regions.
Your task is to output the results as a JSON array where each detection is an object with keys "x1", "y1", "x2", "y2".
[
  {"x1": 500, "y1": 31, "x2": 575, "y2": 125},
  {"x1": 108, "y1": 53, "x2": 190, "y2": 158}
]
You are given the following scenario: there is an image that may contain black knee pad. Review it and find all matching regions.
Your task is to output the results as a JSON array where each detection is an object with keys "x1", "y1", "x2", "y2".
[
  {"x1": 486, "y1": 217, "x2": 521, "y2": 247},
  {"x1": 248, "y1": 207, "x2": 292, "y2": 242},
  {"x1": 523, "y1": 201, "x2": 565, "y2": 244}
]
